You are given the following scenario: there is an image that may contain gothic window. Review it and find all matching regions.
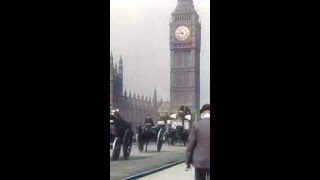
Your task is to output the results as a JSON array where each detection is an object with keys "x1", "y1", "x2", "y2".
[
  {"x1": 186, "y1": 72, "x2": 189, "y2": 86},
  {"x1": 181, "y1": 73, "x2": 184, "y2": 86},
  {"x1": 184, "y1": 52, "x2": 191, "y2": 67},
  {"x1": 181, "y1": 72, "x2": 183, "y2": 87},
  {"x1": 174, "y1": 72, "x2": 179, "y2": 86},
  {"x1": 174, "y1": 52, "x2": 181, "y2": 67},
  {"x1": 181, "y1": 93, "x2": 184, "y2": 104},
  {"x1": 176, "y1": 73, "x2": 179, "y2": 86},
  {"x1": 185, "y1": 92, "x2": 189, "y2": 104},
  {"x1": 180, "y1": 72, "x2": 183, "y2": 86},
  {"x1": 184, "y1": 55, "x2": 189, "y2": 67},
  {"x1": 178, "y1": 72, "x2": 181, "y2": 87},
  {"x1": 177, "y1": 58, "x2": 180, "y2": 67},
  {"x1": 175, "y1": 73, "x2": 178, "y2": 86},
  {"x1": 176, "y1": 94, "x2": 180, "y2": 104},
  {"x1": 182, "y1": 72, "x2": 185, "y2": 86},
  {"x1": 181, "y1": 72, "x2": 184, "y2": 86},
  {"x1": 173, "y1": 72, "x2": 176, "y2": 86},
  {"x1": 172, "y1": 73, "x2": 174, "y2": 86}
]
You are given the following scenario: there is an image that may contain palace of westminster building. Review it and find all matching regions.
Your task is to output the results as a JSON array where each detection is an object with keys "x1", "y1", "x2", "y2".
[{"x1": 110, "y1": 0, "x2": 201, "y2": 125}]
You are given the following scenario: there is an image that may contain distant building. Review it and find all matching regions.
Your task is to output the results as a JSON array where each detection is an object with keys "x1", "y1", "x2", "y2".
[{"x1": 110, "y1": 52, "x2": 170, "y2": 129}]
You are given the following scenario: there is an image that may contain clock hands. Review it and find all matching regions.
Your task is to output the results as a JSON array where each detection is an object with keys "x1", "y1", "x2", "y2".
[{"x1": 175, "y1": 26, "x2": 189, "y2": 41}]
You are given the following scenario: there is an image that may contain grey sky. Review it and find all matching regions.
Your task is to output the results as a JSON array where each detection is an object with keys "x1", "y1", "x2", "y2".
[{"x1": 111, "y1": 0, "x2": 210, "y2": 106}]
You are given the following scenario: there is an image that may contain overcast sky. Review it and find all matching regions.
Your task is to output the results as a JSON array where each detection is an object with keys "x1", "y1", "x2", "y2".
[{"x1": 111, "y1": 0, "x2": 210, "y2": 106}]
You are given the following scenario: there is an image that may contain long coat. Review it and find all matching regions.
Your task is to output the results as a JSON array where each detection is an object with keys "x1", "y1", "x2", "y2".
[{"x1": 186, "y1": 116, "x2": 210, "y2": 169}]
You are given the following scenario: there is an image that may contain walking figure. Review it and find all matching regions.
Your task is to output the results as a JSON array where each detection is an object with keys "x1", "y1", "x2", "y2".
[{"x1": 186, "y1": 104, "x2": 211, "y2": 180}]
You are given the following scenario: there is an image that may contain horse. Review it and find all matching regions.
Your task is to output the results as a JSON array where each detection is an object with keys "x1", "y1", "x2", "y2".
[
  {"x1": 163, "y1": 124, "x2": 175, "y2": 146},
  {"x1": 136, "y1": 122, "x2": 156, "y2": 152},
  {"x1": 110, "y1": 112, "x2": 133, "y2": 149},
  {"x1": 164, "y1": 125, "x2": 188, "y2": 146}
]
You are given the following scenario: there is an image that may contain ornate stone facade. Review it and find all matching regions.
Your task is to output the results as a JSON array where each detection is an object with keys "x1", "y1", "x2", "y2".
[
  {"x1": 110, "y1": 0, "x2": 202, "y2": 125},
  {"x1": 169, "y1": 0, "x2": 201, "y2": 119},
  {"x1": 110, "y1": 52, "x2": 170, "y2": 129}
]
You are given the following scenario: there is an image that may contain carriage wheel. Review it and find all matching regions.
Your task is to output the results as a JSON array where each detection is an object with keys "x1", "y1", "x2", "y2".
[
  {"x1": 136, "y1": 134, "x2": 144, "y2": 152},
  {"x1": 112, "y1": 137, "x2": 121, "y2": 161},
  {"x1": 157, "y1": 129, "x2": 164, "y2": 152},
  {"x1": 123, "y1": 129, "x2": 132, "y2": 160}
]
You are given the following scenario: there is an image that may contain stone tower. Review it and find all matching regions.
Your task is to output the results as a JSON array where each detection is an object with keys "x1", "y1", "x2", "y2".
[{"x1": 169, "y1": 0, "x2": 201, "y2": 117}]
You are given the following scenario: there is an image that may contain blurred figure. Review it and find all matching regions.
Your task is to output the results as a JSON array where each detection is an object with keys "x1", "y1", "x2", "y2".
[
  {"x1": 186, "y1": 104, "x2": 210, "y2": 180},
  {"x1": 144, "y1": 114, "x2": 155, "y2": 127}
]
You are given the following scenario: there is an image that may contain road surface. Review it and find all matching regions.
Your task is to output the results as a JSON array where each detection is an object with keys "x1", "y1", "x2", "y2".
[
  {"x1": 138, "y1": 163, "x2": 194, "y2": 180},
  {"x1": 110, "y1": 142, "x2": 186, "y2": 180}
]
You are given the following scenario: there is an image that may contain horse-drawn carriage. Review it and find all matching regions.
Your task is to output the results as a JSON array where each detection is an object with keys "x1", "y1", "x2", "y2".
[
  {"x1": 165, "y1": 108, "x2": 192, "y2": 146},
  {"x1": 135, "y1": 118, "x2": 166, "y2": 153},
  {"x1": 110, "y1": 109, "x2": 133, "y2": 160}
]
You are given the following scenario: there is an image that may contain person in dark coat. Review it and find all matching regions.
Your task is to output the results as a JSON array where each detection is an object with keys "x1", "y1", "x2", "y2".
[
  {"x1": 144, "y1": 114, "x2": 155, "y2": 127},
  {"x1": 186, "y1": 104, "x2": 210, "y2": 180}
]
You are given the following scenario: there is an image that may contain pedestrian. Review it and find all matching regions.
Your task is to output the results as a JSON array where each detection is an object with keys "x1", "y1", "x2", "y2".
[{"x1": 186, "y1": 104, "x2": 210, "y2": 180}]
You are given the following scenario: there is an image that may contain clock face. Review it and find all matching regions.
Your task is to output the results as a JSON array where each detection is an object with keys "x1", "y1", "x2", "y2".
[{"x1": 175, "y1": 26, "x2": 190, "y2": 41}]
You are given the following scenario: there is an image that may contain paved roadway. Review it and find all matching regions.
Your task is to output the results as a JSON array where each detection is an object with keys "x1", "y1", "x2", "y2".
[
  {"x1": 138, "y1": 163, "x2": 194, "y2": 180},
  {"x1": 110, "y1": 142, "x2": 187, "y2": 180}
]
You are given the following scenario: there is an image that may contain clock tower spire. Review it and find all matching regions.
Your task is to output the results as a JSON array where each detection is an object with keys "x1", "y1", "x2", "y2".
[{"x1": 174, "y1": 0, "x2": 195, "y2": 13}]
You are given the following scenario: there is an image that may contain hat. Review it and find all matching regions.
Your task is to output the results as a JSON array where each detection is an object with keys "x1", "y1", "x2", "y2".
[{"x1": 200, "y1": 104, "x2": 210, "y2": 114}]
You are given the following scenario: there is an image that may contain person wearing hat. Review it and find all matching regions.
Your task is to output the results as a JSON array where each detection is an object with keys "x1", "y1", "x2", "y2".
[
  {"x1": 186, "y1": 104, "x2": 210, "y2": 180},
  {"x1": 144, "y1": 114, "x2": 155, "y2": 127}
]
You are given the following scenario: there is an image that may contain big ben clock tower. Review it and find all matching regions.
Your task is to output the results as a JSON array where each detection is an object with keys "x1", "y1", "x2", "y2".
[{"x1": 170, "y1": 0, "x2": 201, "y2": 118}]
